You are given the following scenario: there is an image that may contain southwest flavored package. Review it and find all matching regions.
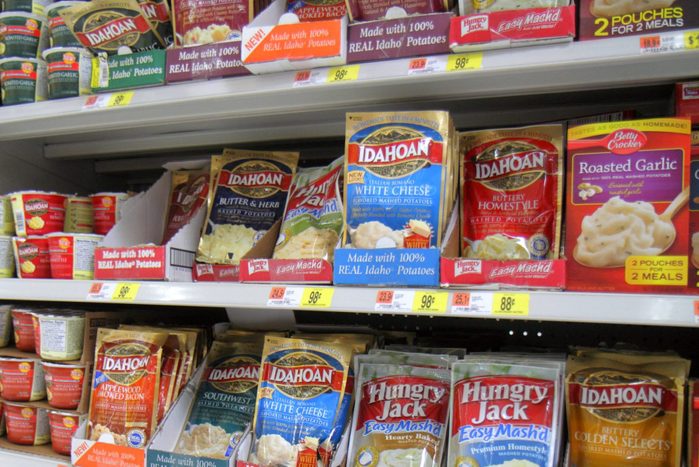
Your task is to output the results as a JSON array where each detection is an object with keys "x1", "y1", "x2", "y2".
[
  {"x1": 197, "y1": 149, "x2": 299, "y2": 265},
  {"x1": 250, "y1": 336, "x2": 352, "y2": 466},
  {"x1": 88, "y1": 328, "x2": 167, "y2": 448},
  {"x1": 578, "y1": 0, "x2": 699, "y2": 40},
  {"x1": 566, "y1": 118, "x2": 692, "y2": 293},
  {"x1": 460, "y1": 124, "x2": 563, "y2": 260},
  {"x1": 344, "y1": 111, "x2": 454, "y2": 250},
  {"x1": 566, "y1": 349, "x2": 690, "y2": 467}
]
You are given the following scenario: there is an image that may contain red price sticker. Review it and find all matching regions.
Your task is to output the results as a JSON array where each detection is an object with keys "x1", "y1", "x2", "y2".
[
  {"x1": 269, "y1": 287, "x2": 286, "y2": 300},
  {"x1": 452, "y1": 292, "x2": 470, "y2": 307},
  {"x1": 376, "y1": 290, "x2": 394, "y2": 305},
  {"x1": 694, "y1": 301, "x2": 699, "y2": 323},
  {"x1": 640, "y1": 35, "x2": 661, "y2": 50},
  {"x1": 409, "y1": 58, "x2": 427, "y2": 71}
]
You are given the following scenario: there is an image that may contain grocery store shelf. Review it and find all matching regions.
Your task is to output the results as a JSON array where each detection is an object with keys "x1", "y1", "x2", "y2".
[
  {"x1": 0, "y1": 31, "x2": 697, "y2": 158},
  {"x1": 0, "y1": 439, "x2": 69, "y2": 467},
  {"x1": 0, "y1": 279, "x2": 696, "y2": 328}
]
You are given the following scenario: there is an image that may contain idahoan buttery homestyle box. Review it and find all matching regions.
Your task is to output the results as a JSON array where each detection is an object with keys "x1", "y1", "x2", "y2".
[{"x1": 565, "y1": 118, "x2": 692, "y2": 293}]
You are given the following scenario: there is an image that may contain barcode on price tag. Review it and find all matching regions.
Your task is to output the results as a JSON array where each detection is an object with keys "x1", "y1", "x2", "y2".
[
  {"x1": 293, "y1": 69, "x2": 326, "y2": 87},
  {"x1": 492, "y1": 293, "x2": 529, "y2": 316},
  {"x1": 639, "y1": 33, "x2": 687, "y2": 54},
  {"x1": 267, "y1": 287, "x2": 303, "y2": 307},
  {"x1": 301, "y1": 288, "x2": 334, "y2": 308},
  {"x1": 375, "y1": 290, "x2": 414, "y2": 313},
  {"x1": 451, "y1": 292, "x2": 492, "y2": 315}
]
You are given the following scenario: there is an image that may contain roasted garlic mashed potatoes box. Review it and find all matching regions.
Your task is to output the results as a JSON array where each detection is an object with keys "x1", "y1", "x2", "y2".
[{"x1": 565, "y1": 118, "x2": 692, "y2": 293}]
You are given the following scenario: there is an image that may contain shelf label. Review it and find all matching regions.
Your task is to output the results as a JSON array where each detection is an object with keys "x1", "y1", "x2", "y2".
[
  {"x1": 87, "y1": 282, "x2": 140, "y2": 301},
  {"x1": 625, "y1": 256, "x2": 688, "y2": 286},
  {"x1": 451, "y1": 292, "x2": 493, "y2": 315},
  {"x1": 327, "y1": 65, "x2": 360, "y2": 83},
  {"x1": 408, "y1": 56, "x2": 445, "y2": 75},
  {"x1": 293, "y1": 69, "x2": 326, "y2": 87},
  {"x1": 492, "y1": 293, "x2": 529, "y2": 317},
  {"x1": 447, "y1": 53, "x2": 483, "y2": 72},
  {"x1": 267, "y1": 286, "x2": 302, "y2": 307},
  {"x1": 83, "y1": 92, "x2": 134, "y2": 110},
  {"x1": 374, "y1": 290, "x2": 414, "y2": 313},
  {"x1": 640, "y1": 33, "x2": 693, "y2": 54},
  {"x1": 412, "y1": 291, "x2": 448, "y2": 313},
  {"x1": 301, "y1": 287, "x2": 334, "y2": 308}
]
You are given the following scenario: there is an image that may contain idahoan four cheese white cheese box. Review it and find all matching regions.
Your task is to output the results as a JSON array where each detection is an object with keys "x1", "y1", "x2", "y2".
[{"x1": 343, "y1": 111, "x2": 455, "y2": 250}]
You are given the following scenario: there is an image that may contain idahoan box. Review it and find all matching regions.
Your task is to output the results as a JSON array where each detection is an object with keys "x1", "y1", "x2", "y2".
[
  {"x1": 565, "y1": 118, "x2": 692, "y2": 293},
  {"x1": 578, "y1": 0, "x2": 699, "y2": 40}
]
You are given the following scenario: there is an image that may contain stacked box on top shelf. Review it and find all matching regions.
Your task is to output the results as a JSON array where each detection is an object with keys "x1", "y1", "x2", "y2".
[{"x1": 449, "y1": 0, "x2": 575, "y2": 53}]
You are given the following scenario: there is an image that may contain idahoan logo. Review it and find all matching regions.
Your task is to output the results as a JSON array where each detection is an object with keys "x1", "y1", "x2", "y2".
[
  {"x1": 76, "y1": 10, "x2": 151, "y2": 50},
  {"x1": 220, "y1": 161, "x2": 291, "y2": 199},
  {"x1": 102, "y1": 343, "x2": 151, "y2": 385},
  {"x1": 473, "y1": 140, "x2": 548, "y2": 191},
  {"x1": 209, "y1": 356, "x2": 260, "y2": 394},
  {"x1": 267, "y1": 351, "x2": 335, "y2": 399},
  {"x1": 356, "y1": 126, "x2": 434, "y2": 178}
]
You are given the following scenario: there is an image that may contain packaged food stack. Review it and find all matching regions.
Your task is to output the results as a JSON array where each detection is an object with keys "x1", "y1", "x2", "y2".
[
  {"x1": 0, "y1": 0, "x2": 50, "y2": 105},
  {"x1": 0, "y1": 304, "x2": 89, "y2": 456},
  {"x1": 566, "y1": 348, "x2": 690, "y2": 466},
  {"x1": 85, "y1": 325, "x2": 204, "y2": 451}
]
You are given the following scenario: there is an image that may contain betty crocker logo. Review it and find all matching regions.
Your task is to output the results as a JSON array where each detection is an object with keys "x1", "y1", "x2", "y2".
[{"x1": 607, "y1": 129, "x2": 647, "y2": 155}]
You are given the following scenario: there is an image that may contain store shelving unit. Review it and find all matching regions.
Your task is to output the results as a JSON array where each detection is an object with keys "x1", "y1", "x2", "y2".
[{"x1": 0, "y1": 30, "x2": 698, "y2": 467}]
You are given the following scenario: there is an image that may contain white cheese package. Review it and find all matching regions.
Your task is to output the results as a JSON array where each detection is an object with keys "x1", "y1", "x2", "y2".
[
  {"x1": 448, "y1": 358, "x2": 563, "y2": 467},
  {"x1": 250, "y1": 336, "x2": 353, "y2": 467},
  {"x1": 197, "y1": 149, "x2": 299, "y2": 265},
  {"x1": 347, "y1": 358, "x2": 451, "y2": 467},
  {"x1": 175, "y1": 340, "x2": 261, "y2": 459},
  {"x1": 273, "y1": 157, "x2": 344, "y2": 262},
  {"x1": 344, "y1": 111, "x2": 455, "y2": 250}
]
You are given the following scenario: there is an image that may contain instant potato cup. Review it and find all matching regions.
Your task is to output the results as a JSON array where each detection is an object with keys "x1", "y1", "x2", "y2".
[
  {"x1": 0, "y1": 356, "x2": 46, "y2": 402},
  {"x1": 10, "y1": 191, "x2": 67, "y2": 236},
  {"x1": 4, "y1": 402, "x2": 50, "y2": 445},
  {"x1": 42, "y1": 362, "x2": 86, "y2": 410},
  {"x1": 48, "y1": 410, "x2": 84, "y2": 455},
  {"x1": 0, "y1": 235, "x2": 15, "y2": 278},
  {"x1": 12, "y1": 235, "x2": 51, "y2": 279},
  {"x1": 90, "y1": 192, "x2": 128, "y2": 235}
]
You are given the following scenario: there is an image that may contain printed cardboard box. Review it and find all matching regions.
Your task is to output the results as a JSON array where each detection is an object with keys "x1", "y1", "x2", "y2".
[
  {"x1": 566, "y1": 118, "x2": 692, "y2": 293},
  {"x1": 166, "y1": 41, "x2": 250, "y2": 83},
  {"x1": 677, "y1": 82, "x2": 699, "y2": 126},
  {"x1": 450, "y1": 4, "x2": 575, "y2": 52},
  {"x1": 71, "y1": 419, "x2": 145, "y2": 467},
  {"x1": 578, "y1": 0, "x2": 699, "y2": 40},
  {"x1": 91, "y1": 50, "x2": 167, "y2": 93},
  {"x1": 241, "y1": 0, "x2": 347, "y2": 74},
  {"x1": 94, "y1": 161, "x2": 208, "y2": 282},
  {"x1": 689, "y1": 141, "x2": 699, "y2": 292},
  {"x1": 347, "y1": 12, "x2": 452, "y2": 63}
]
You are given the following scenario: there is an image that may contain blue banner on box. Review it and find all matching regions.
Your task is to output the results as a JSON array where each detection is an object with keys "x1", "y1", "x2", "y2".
[{"x1": 333, "y1": 248, "x2": 440, "y2": 287}]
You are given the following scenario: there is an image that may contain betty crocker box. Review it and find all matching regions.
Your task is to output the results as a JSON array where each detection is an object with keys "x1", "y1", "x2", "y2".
[
  {"x1": 578, "y1": 0, "x2": 699, "y2": 40},
  {"x1": 689, "y1": 135, "x2": 699, "y2": 291},
  {"x1": 566, "y1": 118, "x2": 692, "y2": 293}
]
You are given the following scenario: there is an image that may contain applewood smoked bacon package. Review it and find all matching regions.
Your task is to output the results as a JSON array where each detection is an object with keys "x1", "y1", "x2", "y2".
[
  {"x1": 250, "y1": 336, "x2": 352, "y2": 467},
  {"x1": 88, "y1": 328, "x2": 167, "y2": 449},
  {"x1": 460, "y1": 124, "x2": 563, "y2": 260},
  {"x1": 566, "y1": 350, "x2": 690, "y2": 467},
  {"x1": 448, "y1": 359, "x2": 562, "y2": 467},
  {"x1": 566, "y1": 118, "x2": 692, "y2": 293},
  {"x1": 347, "y1": 362, "x2": 451, "y2": 467}
]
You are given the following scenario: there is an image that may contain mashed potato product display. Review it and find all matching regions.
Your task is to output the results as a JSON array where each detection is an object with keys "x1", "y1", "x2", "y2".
[
  {"x1": 176, "y1": 340, "x2": 261, "y2": 459},
  {"x1": 172, "y1": 0, "x2": 254, "y2": 46},
  {"x1": 347, "y1": 360, "x2": 450, "y2": 467},
  {"x1": 60, "y1": 0, "x2": 165, "y2": 55},
  {"x1": 344, "y1": 111, "x2": 454, "y2": 250},
  {"x1": 10, "y1": 191, "x2": 67, "y2": 237},
  {"x1": 448, "y1": 359, "x2": 561, "y2": 467},
  {"x1": 566, "y1": 118, "x2": 692, "y2": 293},
  {"x1": 163, "y1": 168, "x2": 209, "y2": 245},
  {"x1": 197, "y1": 149, "x2": 299, "y2": 265},
  {"x1": 460, "y1": 125, "x2": 563, "y2": 261},
  {"x1": 689, "y1": 144, "x2": 699, "y2": 290},
  {"x1": 251, "y1": 336, "x2": 352, "y2": 467},
  {"x1": 274, "y1": 157, "x2": 343, "y2": 262},
  {"x1": 566, "y1": 349, "x2": 689, "y2": 467},
  {"x1": 88, "y1": 328, "x2": 167, "y2": 448}
]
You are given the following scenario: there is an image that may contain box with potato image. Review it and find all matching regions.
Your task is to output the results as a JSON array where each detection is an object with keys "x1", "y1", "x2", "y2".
[{"x1": 565, "y1": 118, "x2": 692, "y2": 293}]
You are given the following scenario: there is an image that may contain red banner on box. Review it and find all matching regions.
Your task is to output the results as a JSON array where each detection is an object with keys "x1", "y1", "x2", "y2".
[
  {"x1": 193, "y1": 262, "x2": 241, "y2": 282},
  {"x1": 449, "y1": 6, "x2": 575, "y2": 47},
  {"x1": 94, "y1": 246, "x2": 167, "y2": 280},
  {"x1": 441, "y1": 257, "x2": 566, "y2": 289},
  {"x1": 73, "y1": 440, "x2": 144, "y2": 467},
  {"x1": 240, "y1": 258, "x2": 333, "y2": 283}
]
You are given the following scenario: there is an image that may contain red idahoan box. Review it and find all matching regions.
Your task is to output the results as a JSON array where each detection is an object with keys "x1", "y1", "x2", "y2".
[{"x1": 566, "y1": 118, "x2": 692, "y2": 293}]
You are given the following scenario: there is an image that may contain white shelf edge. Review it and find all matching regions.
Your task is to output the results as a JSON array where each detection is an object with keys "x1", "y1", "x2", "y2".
[
  {"x1": 0, "y1": 447, "x2": 68, "y2": 467},
  {"x1": 0, "y1": 279, "x2": 696, "y2": 328}
]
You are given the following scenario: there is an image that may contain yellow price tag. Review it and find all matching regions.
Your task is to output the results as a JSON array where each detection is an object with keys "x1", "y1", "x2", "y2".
[
  {"x1": 326, "y1": 65, "x2": 360, "y2": 83},
  {"x1": 111, "y1": 283, "x2": 140, "y2": 301},
  {"x1": 684, "y1": 31, "x2": 699, "y2": 50},
  {"x1": 447, "y1": 53, "x2": 483, "y2": 72},
  {"x1": 301, "y1": 287, "x2": 334, "y2": 307},
  {"x1": 107, "y1": 91, "x2": 134, "y2": 107},
  {"x1": 492, "y1": 293, "x2": 529, "y2": 316},
  {"x1": 625, "y1": 256, "x2": 687, "y2": 286},
  {"x1": 412, "y1": 291, "x2": 448, "y2": 313}
]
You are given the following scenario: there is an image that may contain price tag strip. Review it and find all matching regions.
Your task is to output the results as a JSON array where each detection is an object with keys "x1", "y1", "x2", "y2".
[
  {"x1": 267, "y1": 286, "x2": 334, "y2": 308},
  {"x1": 87, "y1": 282, "x2": 140, "y2": 301},
  {"x1": 450, "y1": 292, "x2": 492, "y2": 315},
  {"x1": 83, "y1": 91, "x2": 134, "y2": 110},
  {"x1": 408, "y1": 53, "x2": 483, "y2": 75},
  {"x1": 375, "y1": 290, "x2": 448, "y2": 314},
  {"x1": 293, "y1": 65, "x2": 360, "y2": 87},
  {"x1": 640, "y1": 30, "x2": 699, "y2": 54}
]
